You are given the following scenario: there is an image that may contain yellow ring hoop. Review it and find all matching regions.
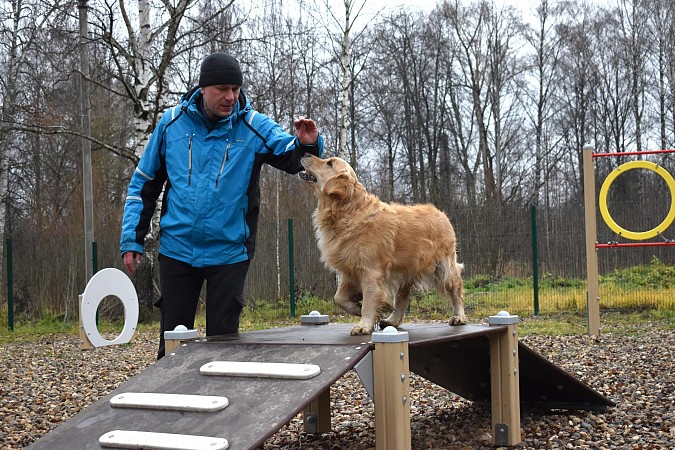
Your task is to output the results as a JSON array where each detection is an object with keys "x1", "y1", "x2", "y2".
[{"x1": 598, "y1": 160, "x2": 675, "y2": 240}]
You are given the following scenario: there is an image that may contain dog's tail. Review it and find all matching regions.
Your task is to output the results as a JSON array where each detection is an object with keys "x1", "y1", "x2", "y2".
[{"x1": 433, "y1": 254, "x2": 464, "y2": 296}]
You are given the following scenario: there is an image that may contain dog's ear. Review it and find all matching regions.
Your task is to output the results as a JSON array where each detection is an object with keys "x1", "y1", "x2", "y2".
[{"x1": 323, "y1": 173, "x2": 353, "y2": 199}]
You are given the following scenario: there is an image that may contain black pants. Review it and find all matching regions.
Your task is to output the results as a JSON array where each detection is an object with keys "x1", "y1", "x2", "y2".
[{"x1": 156, "y1": 254, "x2": 250, "y2": 359}]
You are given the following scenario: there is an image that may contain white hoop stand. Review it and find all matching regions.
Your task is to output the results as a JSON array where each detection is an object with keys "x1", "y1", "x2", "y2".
[{"x1": 79, "y1": 268, "x2": 139, "y2": 350}]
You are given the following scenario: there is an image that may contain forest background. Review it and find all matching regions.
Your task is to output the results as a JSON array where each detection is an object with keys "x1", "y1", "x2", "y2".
[{"x1": 2, "y1": 0, "x2": 675, "y2": 325}]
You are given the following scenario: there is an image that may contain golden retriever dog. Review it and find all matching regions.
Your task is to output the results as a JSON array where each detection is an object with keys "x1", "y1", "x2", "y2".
[{"x1": 300, "y1": 154, "x2": 467, "y2": 335}]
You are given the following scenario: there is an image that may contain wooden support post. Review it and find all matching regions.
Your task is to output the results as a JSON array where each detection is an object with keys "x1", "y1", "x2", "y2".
[
  {"x1": 78, "y1": 294, "x2": 93, "y2": 350},
  {"x1": 301, "y1": 310, "x2": 332, "y2": 434},
  {"x1": 488, "y1": 311, "x2": 521, "y2": 447},
  {"x1": 372, "y1": 326, "x2": 411, "y2": 450},
  {"x1": 164, "y1": 338, "x2": 182, "y2": 355},
  {"x1": 163, "y1": 326, "x2": 198, "y2": 356},
  {"x1": 303, "y1": 387, "x2": 331, "y2": 434},
  {"x1": 583, "y1": 142, "x2": 601, "y2": 335}
]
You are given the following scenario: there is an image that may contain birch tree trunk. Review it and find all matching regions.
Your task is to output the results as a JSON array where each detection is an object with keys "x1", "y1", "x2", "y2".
[
  {"x1": 338, "y1": 0, "x2": 352, "y2": 159},
  {"x1": 0, "y1": 0, "x2": 19, "y2": 277},
  {"x1": 134, "y1": 0, "x2": 153, "y2": 157},
  {"x1": 94, "y1": 0, "x2": 233, "y2": 311}
]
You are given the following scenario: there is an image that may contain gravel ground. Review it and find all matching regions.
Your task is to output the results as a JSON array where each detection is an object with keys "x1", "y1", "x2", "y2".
[{"x1": 0, "y1": 320, "x2": 673, "y2": 449}]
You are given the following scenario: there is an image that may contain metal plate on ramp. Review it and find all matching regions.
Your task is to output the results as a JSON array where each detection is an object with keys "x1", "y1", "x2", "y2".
[
  {"x1": 110, "y1": 392, "x2": 229, "y2": 412},
  {"x1": 200, "y1": 361, "x2": 320, "y2": 379},
  {"x1": 99, "y1": 429, "x2": 228, "y2": 450}
]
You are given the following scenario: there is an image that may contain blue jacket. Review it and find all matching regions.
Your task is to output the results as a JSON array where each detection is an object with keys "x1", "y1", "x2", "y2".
[{"x1": 120, "y1": 88, "x2": 323, "y2": 267}]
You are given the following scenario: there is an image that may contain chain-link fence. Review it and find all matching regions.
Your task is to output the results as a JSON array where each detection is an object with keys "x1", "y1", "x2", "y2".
[{"x1": 2, "y1": 200, "x2": 674, "y2": 327}]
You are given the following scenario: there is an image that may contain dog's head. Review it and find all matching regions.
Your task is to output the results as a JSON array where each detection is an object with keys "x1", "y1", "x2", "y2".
[{"x1": 300, "y1": 154, "x2": 357, "y2": 200}]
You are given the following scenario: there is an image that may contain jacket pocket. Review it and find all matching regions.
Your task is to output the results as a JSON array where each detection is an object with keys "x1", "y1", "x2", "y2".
[
  {"x1": 206, "y1": 197, "x2": 248, "y2": 244},
  {"x1": 164, "y1": 133, "x2": 195, "y2": 192}
]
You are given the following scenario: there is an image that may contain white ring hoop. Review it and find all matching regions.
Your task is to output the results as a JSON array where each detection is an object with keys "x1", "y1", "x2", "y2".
[{"x1": 81, "y1": 268, "x2": 139, "y2": 348}]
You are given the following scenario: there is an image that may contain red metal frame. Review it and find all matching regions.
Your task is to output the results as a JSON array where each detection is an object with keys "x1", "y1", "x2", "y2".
[
  {"x1": 593, "y1": 149, "x2": 675, "y2": 158},
  {"x1": 596, "y1": 242, "x2": 675, "y2": 248},
  {"x1": 592, "y1": 149, "x2": 675, "y2": 248}
]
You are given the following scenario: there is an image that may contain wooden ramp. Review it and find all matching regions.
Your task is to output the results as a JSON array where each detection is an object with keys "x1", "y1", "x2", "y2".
[
  {"x1": 405, "y1": 326, "x2": 615, "y2": 410},
  {"x1": 27, "y1": 323, "x2": 613, "y2": 450}
]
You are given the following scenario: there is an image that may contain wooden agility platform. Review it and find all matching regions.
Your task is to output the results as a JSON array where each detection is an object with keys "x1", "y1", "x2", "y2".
[{"x1": 26, "y1": 322, "x2": 614, "y2": 450}]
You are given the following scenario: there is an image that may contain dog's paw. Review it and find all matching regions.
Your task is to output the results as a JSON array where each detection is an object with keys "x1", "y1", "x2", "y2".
[
  {"x1": 350, "y1": 324, "x2": 373, "y2": 335},
  {"x1": 449, "y1": 315, "x2": 467, "y2": 326}
]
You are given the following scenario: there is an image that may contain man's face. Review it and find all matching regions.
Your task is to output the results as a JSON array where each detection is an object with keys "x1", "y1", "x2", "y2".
[{"x1": 200, "y1": 85, "x2": 241, "y2": 120}]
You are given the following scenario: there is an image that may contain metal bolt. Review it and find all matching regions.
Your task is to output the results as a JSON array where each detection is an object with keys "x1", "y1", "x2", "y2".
[
  {"x1": 400, "y1": 352, "x2": 405, "y2": 360},
  {"x1": 400, "y1": 373, "x2": 405, "y2": 382},
  {"x1": 514, "y1": 368, "x2": 518, "y2": 375},
  {"x1": 402, "y1": 396, "x2": 407, "y2": 404},
  {"x1": 512, "y1": 330, "x2": 516, "y2": 337}
]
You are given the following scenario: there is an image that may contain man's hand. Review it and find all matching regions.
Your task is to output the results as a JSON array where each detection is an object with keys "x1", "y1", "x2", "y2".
[
  {"x1": 294, "y1": 116, "x2": 319, "y2": 145},
  {"x1": 123, "y1": 251, "x2": 142, "y2": 275}
]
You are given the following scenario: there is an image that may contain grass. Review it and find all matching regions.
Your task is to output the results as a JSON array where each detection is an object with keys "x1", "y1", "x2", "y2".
[
  {"x1": 516, "y1": 309, "x2": 675, "y2": 336},
  {"x1": 0, "y1": 307, "x2": 670, "y2": 346},
  {"x1": 1, "y1": 262, "x2": 673, "y2": 342}
]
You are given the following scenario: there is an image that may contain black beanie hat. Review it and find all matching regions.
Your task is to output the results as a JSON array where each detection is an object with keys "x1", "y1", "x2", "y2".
[{"x1": 199, "y1": 53, "x2": 243, "y2": 87}]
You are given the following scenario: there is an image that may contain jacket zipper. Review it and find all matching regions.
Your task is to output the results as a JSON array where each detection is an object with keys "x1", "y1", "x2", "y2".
[
  {"x1": 215, "y1": 142, "x2": 231, "y2": 188},
  {"x1": 187, "y1": 134, "x2": 194, "y2": 186}
]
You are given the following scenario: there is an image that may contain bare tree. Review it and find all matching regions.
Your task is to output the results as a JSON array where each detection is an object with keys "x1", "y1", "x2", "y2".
[
  {"x1": 360, "y1": 35, "x2": 404, "y2": 201},
  {"x1": 485, "y1": 3, "x2": 528, "y2": 204},
  {"x1": 618, "y1": 0, "x2": 650, "y2": 152},
  {"x1": 594, "y1": 10, "x2": 633, "y2": 157},
  {"x1": 443, "y1": 0, "x2": 498, "y2": 203},
  {"x1": 367, "y1": 12, "x2": 425, "y2": 201},
  {"x1": 315, "y1": 0, "x2": 372, "y2": 163},
  {"x1": 243, "y1": 0, "x2": 325, "y2": 301},
  {"x1": 85, "y1": 0, "x2": 238, "y2": 309},
  {"x1": 90, "y1": 0, "x2": 236, "y2": 160},
  {"x1": 0, "y1": 0, "x2": 76, "y2": 307},
  {"x1": 0, "y1": 0, "x2": 67, "y2": 277},
  {"x1": 645, "y1": 0, "x2": 675, "y2": 149},
  {"x1": 556, "y1": 4, "x2": 601, "y2": 199},
  {"x1": 521, "y1": 0, "x2": 567, "y2": 207}
]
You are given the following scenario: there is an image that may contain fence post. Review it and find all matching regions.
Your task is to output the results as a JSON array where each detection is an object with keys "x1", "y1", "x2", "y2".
[
  {"x1": 582, "y1": 143, "x2": 601, "y2": 335},
  {"x1": 530, "y1": 205, "x2": 539, "y2": 316},
  {"x1": 92, "y1": 241, "x2": 98, "y2": 274},
  {"x1": 6, "y1": 237, "x2": 13, "y2": 332},
  {"x1": 288, "y1": 218, "x2": 295, "y2": 319}
]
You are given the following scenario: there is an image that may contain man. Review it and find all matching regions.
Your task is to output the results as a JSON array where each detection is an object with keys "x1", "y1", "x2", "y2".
[{"x1": 120, "y1": 52, "x2": 323, "y2": 359}]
